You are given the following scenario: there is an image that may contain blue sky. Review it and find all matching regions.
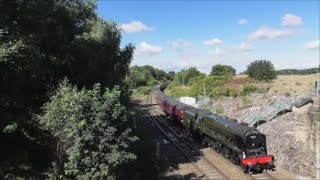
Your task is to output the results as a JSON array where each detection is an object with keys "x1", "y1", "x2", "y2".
[{"x1": 97, "y1": 1, "x2": 319, "y2": 73}]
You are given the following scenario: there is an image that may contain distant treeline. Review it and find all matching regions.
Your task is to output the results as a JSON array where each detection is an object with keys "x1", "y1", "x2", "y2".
[{"x1": 276, "y1": 67, "x2": 320, "y2": 75}]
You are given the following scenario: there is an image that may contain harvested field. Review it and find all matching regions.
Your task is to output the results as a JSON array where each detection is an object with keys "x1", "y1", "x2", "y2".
[
  {"x1": 235, "y1": 75, "x2": 319, "y2": 96},
  {"x1": 269, "y1": 75, "x2": 320, "y2": 95}
]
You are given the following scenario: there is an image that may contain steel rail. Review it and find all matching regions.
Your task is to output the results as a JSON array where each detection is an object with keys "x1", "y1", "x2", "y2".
[{"x1": 136, "y1": 96, "x2": 228, "y2": 179}]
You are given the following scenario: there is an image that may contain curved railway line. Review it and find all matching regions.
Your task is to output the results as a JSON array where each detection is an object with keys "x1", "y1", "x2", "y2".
[
  {"x1": 138, "y1": 97, "x2": 228, "y2": 179},
  {"x1": 133, "y1": 94, "x2": 297, "y2": 180}
]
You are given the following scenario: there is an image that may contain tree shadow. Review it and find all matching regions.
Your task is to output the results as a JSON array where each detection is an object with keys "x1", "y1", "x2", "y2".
[{"x1": 0, "y1": 132, "x2": 52, "y2": 179}]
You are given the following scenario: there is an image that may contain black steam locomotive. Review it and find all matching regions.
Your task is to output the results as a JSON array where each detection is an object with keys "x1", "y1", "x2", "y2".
[{"x1": 154, "y1": 84, "x2": 274, "y2": 173}]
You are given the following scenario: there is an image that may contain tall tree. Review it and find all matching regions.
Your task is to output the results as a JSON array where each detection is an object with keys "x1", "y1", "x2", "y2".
[
  {"x1": 173, "y1": 67, "x2": 203, "y2": 85},
  {"x1": 210, "y1": 64, "x2": 236, "y2": 76},
  {"x1": 0, "y1": 0, "x2": 134, "y2": 133},
  {"x1": 0, "y1": 0, "x2": 135, "y2": 178},
  {"x1": 246, "y1": 60, "x2": 277, "y2": 81}
]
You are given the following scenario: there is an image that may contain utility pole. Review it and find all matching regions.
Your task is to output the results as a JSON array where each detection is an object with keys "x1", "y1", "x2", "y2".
[
  {"x1": 315, "y1": 110, "x2": 320, "y2": 180},
  {"x1": 204, "y1": 83, "x2": 206, "y2": 98},
  {"x1": 291, "y1": 71, "x2": 294, "y2": 103},
  {"x1": 288, "y1": 70, "x2": 294, "y2": 103}
]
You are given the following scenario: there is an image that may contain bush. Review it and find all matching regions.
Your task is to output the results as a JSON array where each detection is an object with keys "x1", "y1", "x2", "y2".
[
  {"x1": 225, "y1": 86, "x2": 234, "y2": 97},
  {"x1": 215, "y1": 106, "x2": 225, "y2": 115},
  {"x1": 241, "y1": 84, "x2": 259, "y2": 96},
  {"x1": 39, "y1": 81, "x2": 138, "y2": 179},
  {"x1": 257, "y1": 87, "x2": 270, "y2": 93},
  {"x1": 190, "y1": 76, "x2": 229, "y2": 97},
  {"x1": 246, "y1": 60, "x2": 277, "y2": 81},
  {"x1": 166, "y1": 85, "x2": 192, "y2": 98}
]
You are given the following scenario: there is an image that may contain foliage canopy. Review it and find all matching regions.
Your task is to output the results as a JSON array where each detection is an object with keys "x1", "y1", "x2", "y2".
[
  {"x1": 172, "y1": 67, "x2": 204, "y2": 85},
  {"x1": 246, "y1": 60, "x2": 277, "y2": 81},
  {"x1": 0, "y1": 0, "x2": 135, "y2": 178},
  {"x1": 0, "y1": 0, "x2": 133, "y2": 133},
  {"x1": 127, "y1": 65, "x2": 171, "y2": 88},
  {"x1": 39, "y1": 81, "x2": 137, "y2": 179},
  {"x1": 210, "y1": 64, "x2": 236, "y2": 76}
]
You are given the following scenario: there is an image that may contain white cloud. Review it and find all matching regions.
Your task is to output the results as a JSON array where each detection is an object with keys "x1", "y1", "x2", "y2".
[
  {"x1": 170, "y1": 39, "x2": 192, "y2": 51},
  {"x1": 203, "y1": 38, "x2": 223, "y2": 45},
  {"x1": 209, "y1": 47, "x2": 224, "y2": 57},
  {"x1": 304, "y1": 40, "x2": 320, "y2": 50},
  {"x1": 214, "y1": 48, "x2": 222, "y2": 56},
  {"x1": 239, "y1": 43, "x2": 252, "y2": 52},
  {"x1": 248, "y1": 26, "x2": 293, "y2": 41},
  {"x1": 135, "y1": 42, "x2": 163, "y2": 56},
  {"x1": 282, "y1": 14, "x2": 303, "y2": 27},
  {"x1": 120, "y1": 21, "x2": 153, "y2": 33},
  {"x1": 238, "y1": 18, "x2": 249, "y2": 25}
]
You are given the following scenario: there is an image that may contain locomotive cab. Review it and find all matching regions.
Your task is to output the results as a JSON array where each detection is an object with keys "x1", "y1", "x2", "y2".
[{"x1": 245, "y1": 131, "x2": 263, "y2": 150}]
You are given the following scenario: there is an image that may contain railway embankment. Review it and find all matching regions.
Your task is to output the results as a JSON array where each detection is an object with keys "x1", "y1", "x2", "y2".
[{"x1": 208, "y1": 93, "x2": 318, "y2": 178}]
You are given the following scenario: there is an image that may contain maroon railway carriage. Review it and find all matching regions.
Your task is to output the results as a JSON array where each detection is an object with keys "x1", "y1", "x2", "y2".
[
  {"x1": 155, "y1": 92, "x2": 166, "y2": 111},
  {"x1": 174, "y1": 103, "x2": 188, "y2": 123},
  {"x1": 164, "y1": 99, "x2": 179, "y2": 118}
]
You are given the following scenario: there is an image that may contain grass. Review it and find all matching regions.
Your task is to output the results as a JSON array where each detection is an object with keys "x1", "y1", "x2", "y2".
[{"x1": 269, "y1": 75, "x2": 320, "y2": 95}]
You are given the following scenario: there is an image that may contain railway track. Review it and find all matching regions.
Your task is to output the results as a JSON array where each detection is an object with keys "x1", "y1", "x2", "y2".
[
  {"x1": 134, "y1": 95, "x2": 296, "y2": 180},
  {"x1": 251, "y1": 173, "x2": 276, "y2": 180},
  {"x1": 137, "y1": 96, "x2": 228, "y2": 179},
  {"x1": 149, "y1": 103, "x2": 279, "y2": 180},
  {"x1": 150, "y1": 105, "x2": 280, "y2": 179}
]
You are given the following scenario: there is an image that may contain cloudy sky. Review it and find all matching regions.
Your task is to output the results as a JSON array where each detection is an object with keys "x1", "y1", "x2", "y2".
[{"x1": 98, "y1": 1, "x2": 319, "y2": 73}]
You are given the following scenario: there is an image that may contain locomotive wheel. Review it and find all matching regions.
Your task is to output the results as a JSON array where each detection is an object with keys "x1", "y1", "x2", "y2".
[
  {"x1": 242, "y1": 165, "x2": 249, "y2": 174},
  {"x1": 223, "y1": 147, "x2": 230, "y2": 159},
  {"x1": 232, "y1": 153, "x2": 240, "y2": 165},
  {"x1": 201, "y1": 136, "x2": 208, "y2": 147}
]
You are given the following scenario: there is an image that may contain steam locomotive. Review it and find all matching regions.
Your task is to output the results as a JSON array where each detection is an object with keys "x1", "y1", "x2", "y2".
[{"x1": 154, "y1": 84, "x2": 275, "y2": 173}]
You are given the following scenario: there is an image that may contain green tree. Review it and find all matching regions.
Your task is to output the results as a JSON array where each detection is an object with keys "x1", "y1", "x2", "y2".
[
  {"x1": 173, "y1": 67, "x2": 203, "y2": 85},
  {"x1": 246, "y1": 60, "x2": 276, "y2": 81},
  {"x1": 0, "y1": 0, "x2": 133, "y2": 133},
  {"x1": 39, "y1": 81, "x2": 137, "y2": 179},
  {"x1": 0, "y1": 0, "x2": 134, "y2": 178},
  {"x1": 210, "y1": 64, "x2": 236, "y2": 76},
  {"x1": 168, "y1": 71, "x2": 175, "y2": 80},
  {"x1": 127, "y1": 65, "x2": 171, "y2": 89}
]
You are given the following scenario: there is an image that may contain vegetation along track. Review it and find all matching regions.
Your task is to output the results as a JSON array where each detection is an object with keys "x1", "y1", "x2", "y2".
[{"x1": 136, "y1": 96, "x2": 228, "y2": 179}]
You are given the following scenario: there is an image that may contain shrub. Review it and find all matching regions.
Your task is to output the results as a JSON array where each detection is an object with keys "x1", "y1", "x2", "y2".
[
  {"x1": 225, "y1": 86, "x2": 234, "y2": 97},
  {"x1": 39, "y1": 81, "x2": 138, "y2": 179},
  {"x1": 231, "y1": 88, "x2": 240, "y2": 97},
  {"x1": 241, "y1": 84, "x2": 259, "y2": 96},
  {"x1": 215, "y1": 106, "x2": 225, "y2": 115},
  {"x1": 166, "y1": 84, "x2": 193, "y2": 98},
  {"x1": 257, "y1": 87, "x2": 270, "y2": 93}
]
